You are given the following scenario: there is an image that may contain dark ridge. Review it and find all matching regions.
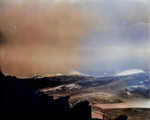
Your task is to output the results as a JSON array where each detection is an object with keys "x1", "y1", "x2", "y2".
[
  {"x1": 0, "y1": 71, "x2": 5, "y2": 78},
  {"x1": 0, "y1": 71, "x2": 129, "y2": 120},
  {"x1": 114, "y1": 115, "x2": 128, "y2": 120},
  {"x1": 0, "y1": 71, "x2": 92, "y2": 120},
  {"x1": 34, "y1": 75, "x2": 88, "y2": 88}
]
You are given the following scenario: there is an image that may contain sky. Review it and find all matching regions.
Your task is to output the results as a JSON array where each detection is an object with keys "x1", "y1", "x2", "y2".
[
  {"x1": 0, "y1": 0, "x2": 149, "y2": 77},
  {"x1": 78, "y1": 0, "x2": 150, "y2": 76}
]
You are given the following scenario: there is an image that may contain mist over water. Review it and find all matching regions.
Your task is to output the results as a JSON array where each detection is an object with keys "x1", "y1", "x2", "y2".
[
  {"x1": 0, "y1": 0, "x2": 97, "y2": 77},
  {"x1": 125, "y1": 99, "x2": 150, "y2": 108}
]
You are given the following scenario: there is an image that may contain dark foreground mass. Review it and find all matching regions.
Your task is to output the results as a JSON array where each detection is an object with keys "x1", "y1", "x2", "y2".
[
  {"x1": 0, "y1": 71, "x2": 150, "y2": 120},
  {"x1": 0, "y1": 71, "x2": 92, "y2": 120}
]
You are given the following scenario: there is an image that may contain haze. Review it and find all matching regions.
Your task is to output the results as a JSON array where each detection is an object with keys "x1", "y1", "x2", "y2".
[{"x1": 0, "y1": 0, "x2": 149, "y2": 77}]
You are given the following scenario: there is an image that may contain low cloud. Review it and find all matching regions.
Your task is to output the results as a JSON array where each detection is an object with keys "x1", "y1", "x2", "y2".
[{"x1": 0, "y1": 0, "x2": 97, "y2": 77}]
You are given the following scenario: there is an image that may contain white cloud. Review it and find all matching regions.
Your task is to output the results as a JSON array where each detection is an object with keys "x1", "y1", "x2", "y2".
[{"x1": 116, "y1": 69, "x2": 145, "y2": 76}]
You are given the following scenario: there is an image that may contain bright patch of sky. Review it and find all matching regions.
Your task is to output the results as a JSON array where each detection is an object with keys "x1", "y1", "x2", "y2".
[
  {"x1": 76, "y1": 0, "x2": 149, "y2": 76},
  {"x1": 116, "y1": 69, "x2": 145, "y2": 76}
]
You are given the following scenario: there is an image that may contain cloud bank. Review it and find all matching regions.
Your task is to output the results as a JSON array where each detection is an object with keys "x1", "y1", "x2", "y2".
[{"x1": 0, "y1": 0, "x2": 96, "y2": 77}]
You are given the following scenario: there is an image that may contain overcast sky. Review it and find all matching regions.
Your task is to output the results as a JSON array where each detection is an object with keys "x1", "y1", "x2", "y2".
[
  {"x1": 77, "y1": 0, "x2": 150, "y2": 76},
  {"x1": 0, "y1": 0, "x2": 149, "y2": 77}
]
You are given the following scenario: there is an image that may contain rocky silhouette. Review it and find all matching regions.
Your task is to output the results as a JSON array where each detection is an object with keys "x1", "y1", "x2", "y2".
[
  {"x1": 114, "y1": 115, "x2": 128, "y2": 120},
  {"x1": 1, "y1": 71, "x2": 131, "y2": 120},
  {"x1": 0, "y1": 71, "x2": 93, "y2": 120}
]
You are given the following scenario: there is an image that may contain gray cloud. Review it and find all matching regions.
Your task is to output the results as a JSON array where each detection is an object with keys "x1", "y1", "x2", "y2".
[
  {"x1": 79, "y1": 0, "x2": 150, "y2": 76},
  {"x1": 0, "y1": 0, "x2": 149, "y2": 77}
]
